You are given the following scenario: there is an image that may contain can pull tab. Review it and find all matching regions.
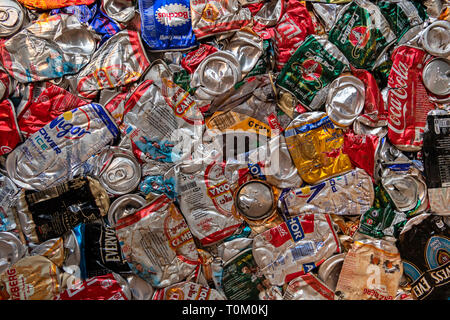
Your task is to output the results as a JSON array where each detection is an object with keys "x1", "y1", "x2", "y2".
[
  {"x1": 0, "y1": 9, "x2": 9, "y2": 22},
  {"x1": 106, "y1": 167, "x2": 128, "y2": 183},
  {"x1": 0, "y1": 9, "x2": 18, "y2": 27}
]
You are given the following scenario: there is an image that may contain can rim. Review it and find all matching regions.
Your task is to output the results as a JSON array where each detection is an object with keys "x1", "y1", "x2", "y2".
[{"x1": 234, "y1": 180, "x2": 276, "y2": 221}]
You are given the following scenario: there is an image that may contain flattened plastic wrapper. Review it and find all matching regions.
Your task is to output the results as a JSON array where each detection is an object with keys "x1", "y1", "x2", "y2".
[
  {"x1": 0, "y1": 255, "x2": 61, "y2": 300},
  {"x1": 114, "y1": 194, "x2": 199, "y2": 288},
  {"x1": 252, "y1": 213, "x2": 340, "y2": 286},
  {"x1": 14, "y1": 176, "x2": 110, "y2": 244},
  {"x1": 176, "y1": 158, "x2": 244, "y2": 246},
  {"x1": 5, "y1": 103, "x2": 119, "y2": 190},
  {"x1": 0, "y1": 14, "x2": 98, "y2": 83},
  {"x1": 335, "y1": 238, "x2": 403, "y2": 300},
  {"x1": 279, "y1": 168, "x2": 374, "y2": 217},
  {"x1": 139, "y1": 0, "x2": 197, "y2": 51},
  {"x1": 284, "y1": 111, "x2": 353, "y2": 185},
  {"x1": 153, "y1": 281, "x2": 225, "y2": 300}
]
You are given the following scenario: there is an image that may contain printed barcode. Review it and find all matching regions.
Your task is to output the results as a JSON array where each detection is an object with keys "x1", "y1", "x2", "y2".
[
  {"x1": 210, "y1": 112, "x2": 237, "y2": 131},
  {"x1": 290, "y1": 242, "x2": 315, "y2": 261},
  {"x1": 179, "y1": 181, "x2": 197, "y2": 192}
]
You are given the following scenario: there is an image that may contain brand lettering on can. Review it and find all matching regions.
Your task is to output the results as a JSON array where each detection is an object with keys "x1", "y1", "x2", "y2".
[
  {"x1": 387, "y1": 61, "x2": 409, "y2": 134},
  {"x1": 48, "y1": 109, "x2": 91, "y2": 139},
  {"x1": 156, "y1": 4, "x2": 190, "y2": 27},
  {"x1": 287, "y1": 216, "x2": 305, "y2": 242}
]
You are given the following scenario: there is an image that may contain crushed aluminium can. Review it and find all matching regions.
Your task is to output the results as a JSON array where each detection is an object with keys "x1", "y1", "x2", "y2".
[
  {"x1": 175, "y1": 159, "x2": 243, "y2": 246},
  {"x1": 56, "y1": 273, "x2": 131, "y2": 300},
  {"x1": 252, "y1": 213, "x2": 341, "y2": 286},
  {"x1": 92, "y1": 146, "x2": 142, "y2": 196},
  {"x1": 421, "y1": 57, "x2": 450, "y2": 97},
  {"x1": 0, "y1": 232, "x2": 26, "y2": 275},
  {"x1": 114, "y1": 194, "x2": 199, "y2": 288},
  {"x1": 0, "y1": 14, "x2": 98, "y2": 83},
  {"x1": 276, "y1": 34, "x2": 350, "y2": 111},
  {"x1": 0, "y1": 255, "x2": 61, "y2": 300},
  {"x1": 69, "y1": 30, "x2": 150, "y2": 99},
  {"x1": 0, "y1": 172, "x2": 19, "y2": 231},
  {"x1": 153, "y1": 281, "x2": 225, "y2": 300},
  {"x1": 101, "y1": 0, "x2": 135, "y2": 24},
  {"x1": 283, "y1": 273, "x2": 335, "y2": 300},
  {"x1": 335, "y1": 238, "x2": 403, "y2": 300},
  {"x1": 420, "y1": 19, "x2": 450, "y2": 58},
  {"x1": 422, "y1": 110, "x2": 450, "y2": 215},
  {"x1": 107, "y1": 193, "x2": 147, "y2": 227},
  {"x1": 14, "y1": 176, "x2": 110, "y2": 244},
  {"x1": 0, "y1": 0, "x2": 24, "y2": 37},
  {"x1": 0, "y1": 99, "x2": 21, "y2": 156},
  {"x1": 16, "y1": 0, "x2": 95, "y2": 10},
  {"x1": 397, "y1": 214, "x2": 449, "y2": 300},
  {"x1": 386, "y1": 45, "x2": 435, "y2": 151},
  {"x1": 284, "y1": 111, "x2": 353, "y2": 185},
  {"x1": 279, "y1": 167, "x2": 374, "y2": 217},
  {"x1": 325, "y1": 74, "x2": 366, "y2": 127},
  {"x1": 317, "y1": 252, "x2": 346, "y2": 292},
  {"x1": 328, "y1": 0, "x2": 396, "y2": 70},
  {"x1": 139, "y1": 0, "x2": 197, "y2": 51},
  {"x1": 5, "y1": 103, "x2": 119, "y2": 190},
  {"x1": 190, "y1": 0, "x2": 252, "y2": 40}
]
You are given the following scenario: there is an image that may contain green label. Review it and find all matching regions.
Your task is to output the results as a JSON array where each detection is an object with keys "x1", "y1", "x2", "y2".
[
  {"x1": 275, "y1": 35, "x2": 347, "y2": 108},
  {"x1": 378, "y1": 0, "x2": 426, "y2": 40},
  {"x1": 358, "y1": 186, "x2": 407, "y2": 239},
  {"x1": 173, "y1": 69, "x2": 196, "y2": 95},
  {"x1": 328, "y1": 2, "x2": 391, "y2": 70}
]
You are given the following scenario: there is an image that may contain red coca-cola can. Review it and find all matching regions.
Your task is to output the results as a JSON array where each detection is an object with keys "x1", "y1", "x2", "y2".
[{"x1": 387, "y1": 45, "x2": 435, "y2": 151}]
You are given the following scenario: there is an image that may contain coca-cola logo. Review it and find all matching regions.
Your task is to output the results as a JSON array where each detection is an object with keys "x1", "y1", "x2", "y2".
[
  {"x1": 156, "y1": 4, "x2": 190, "y2": 27},
  {"x1": 387, "y1": 61, "x2": 409, "y2": 134}
]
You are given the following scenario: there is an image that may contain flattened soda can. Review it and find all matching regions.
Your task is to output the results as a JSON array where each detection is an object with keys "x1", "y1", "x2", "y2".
[
  {"x1": 0, "y1": 172, "x2": 19, "y2": 231},
  {"x1": 17, "y1": 0, "x2": 95, "y2": 10},
  {"x1": 139, "y1": 0, "x2": 197, "y2": 51},
  {"x1": 422, "y1": 110, "x2": 450, "y2": 215},
  {"x1": 0, "y1": 14, "x2": 98, "y2": 83},
  {"x1": 101, "y1": 0, "x2": 135, "y2": 23},
  {"x1": 94, "y1": 146, "x2": 142, "y2": 196},
  {"x1": 387, "y1": 45, "x2": 435, "y2": 151},
  {"x1": 283, "y1": 273, "x2": 335, "y2": 300},
  {"x1": 421, "y1": 57, "x2": 450, "y2": 97},
  {"x1": 276, "y1": 34, "x2": 350, "y2": 111},
  {"x1": 252, "y1": 213, "x2": 341, "y2": 286},
  {"x1": 14, "y1": 176, "x2": 110, "y2": 244},
  {"x1": 279, "y1": 168, "x2": 374, "y2": 217},
  {"x1": 284, "y1": 111, "x2": 353, "y2": 185},
  {"x1": 421, "y1": 20, "x2": 450, "y2": 58},
  {"x1": 5, "y1": 103, "x2": 119, "y2": 190},
  {"x1": 328, "y1": 0, "x2": 396, "y2": 70},
  {"x1": 0, "y1": 231, "x2": 26, "y2": 275},
  {"x1": 115, "y1": 194, "x2": 199, "y2": 288},
  {"x1": 153, "y1": 281, "x2": 225, "y2": 300},
  {"x1": 234, "y1": 180, "x2": 276, "y2": 221},
  {"x1": 107, "y1": 194, "x2": 147, "y2": 227},
  {"x1": 0, "y1": 255, "x2": 61, "y2": 300},
  {"x1": 0, "y1": 0, "x2": 24, "y2": 37},
  {"x1": 317, "y1": 253, "x2": 346, "y2": 292}
]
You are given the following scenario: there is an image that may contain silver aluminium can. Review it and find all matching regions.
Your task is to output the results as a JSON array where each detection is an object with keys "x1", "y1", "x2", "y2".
[
  {"x1": 107, "y1": 193, "x2": 147, "y2": 227},
  {"x1": 0, "y1": 231, "x2": 26, "y2": 274},
  {"x1": 422, "y1": 57, "x2": 450, "y2": 96},
  {"x1": 234, "y1": 180, "x2": 275, "y2": 221},
  {"x1": 0, "y1": 0, "x2": 24, "y2": 37}
]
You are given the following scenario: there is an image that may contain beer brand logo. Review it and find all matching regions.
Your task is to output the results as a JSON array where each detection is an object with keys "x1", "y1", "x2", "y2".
[
  {"x1": 298, "y1": 59, "x2": 322, "y2": 82},
  {"x1": 286, "y1": 216, "x2": 305, "y2": 242},
  {"x1": 349, "y1": 26, "x2": 370, "y2": 59},
  {"x1": 156, "y1": 4, "x2": 190, "y2": 27},
  {"x1": 349, "y1": 26, "x2": 370, "y2": 48},
  {"x1": 49, "y1": 109, "x2": 91, "y2": 140},
  {"x1": 201, "y1": 3, "x2": 219, "y2": 22}
]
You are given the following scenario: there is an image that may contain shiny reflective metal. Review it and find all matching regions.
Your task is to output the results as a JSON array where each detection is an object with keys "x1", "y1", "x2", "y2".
[
  {"x1": 0, "y1": 0, "x2": 24, "y2": 37},
  {"x1": 108, "y1": 193, "x2": 147, "y2": 226},
  {"x1": 381, "y1": 166, "x2": 428, "y2": 213},
  {"x1": 317, "y1": 252, "x2": 346, "y2": 292},
  {"x1": 226, "y1": 28, "x2": 263, "y2": 77},
  {"x1": 235, "y1": 180, "x2": 275, "y2": 221},
  {"x1": 190, "y1": 50, "x2": 242, "y2": 97},
  {"x1": 125, "y1": 273, "x2": 155, "y2": 300},
  {"x1": 326, "y1": 75, "x2": 365, "y2": 127},
  {"x1": 0, "y1": 231, "x2": 26, "y2": 274},
  {"x1": 102, "y1": 0, "x2": 136, "y2": 23},
  {"x1": 421, "y1": 20, "x2": 450, "y2": 57},
  {"x1": 422, "y1": 57, "x2": 450, "y2": 96},
  {"x1": 96, "y1": 147, "x2": 142, "y2": 196}
]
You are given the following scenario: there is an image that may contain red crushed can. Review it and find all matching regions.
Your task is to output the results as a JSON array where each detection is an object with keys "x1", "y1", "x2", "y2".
[{"x1": 387, "y1": 45, "x2": 435, "y2": 151}]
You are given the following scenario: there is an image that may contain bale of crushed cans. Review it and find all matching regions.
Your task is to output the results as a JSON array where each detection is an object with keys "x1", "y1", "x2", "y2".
[{"x1": 0, "y1": 0, "x2": 448, "y2": 301}]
